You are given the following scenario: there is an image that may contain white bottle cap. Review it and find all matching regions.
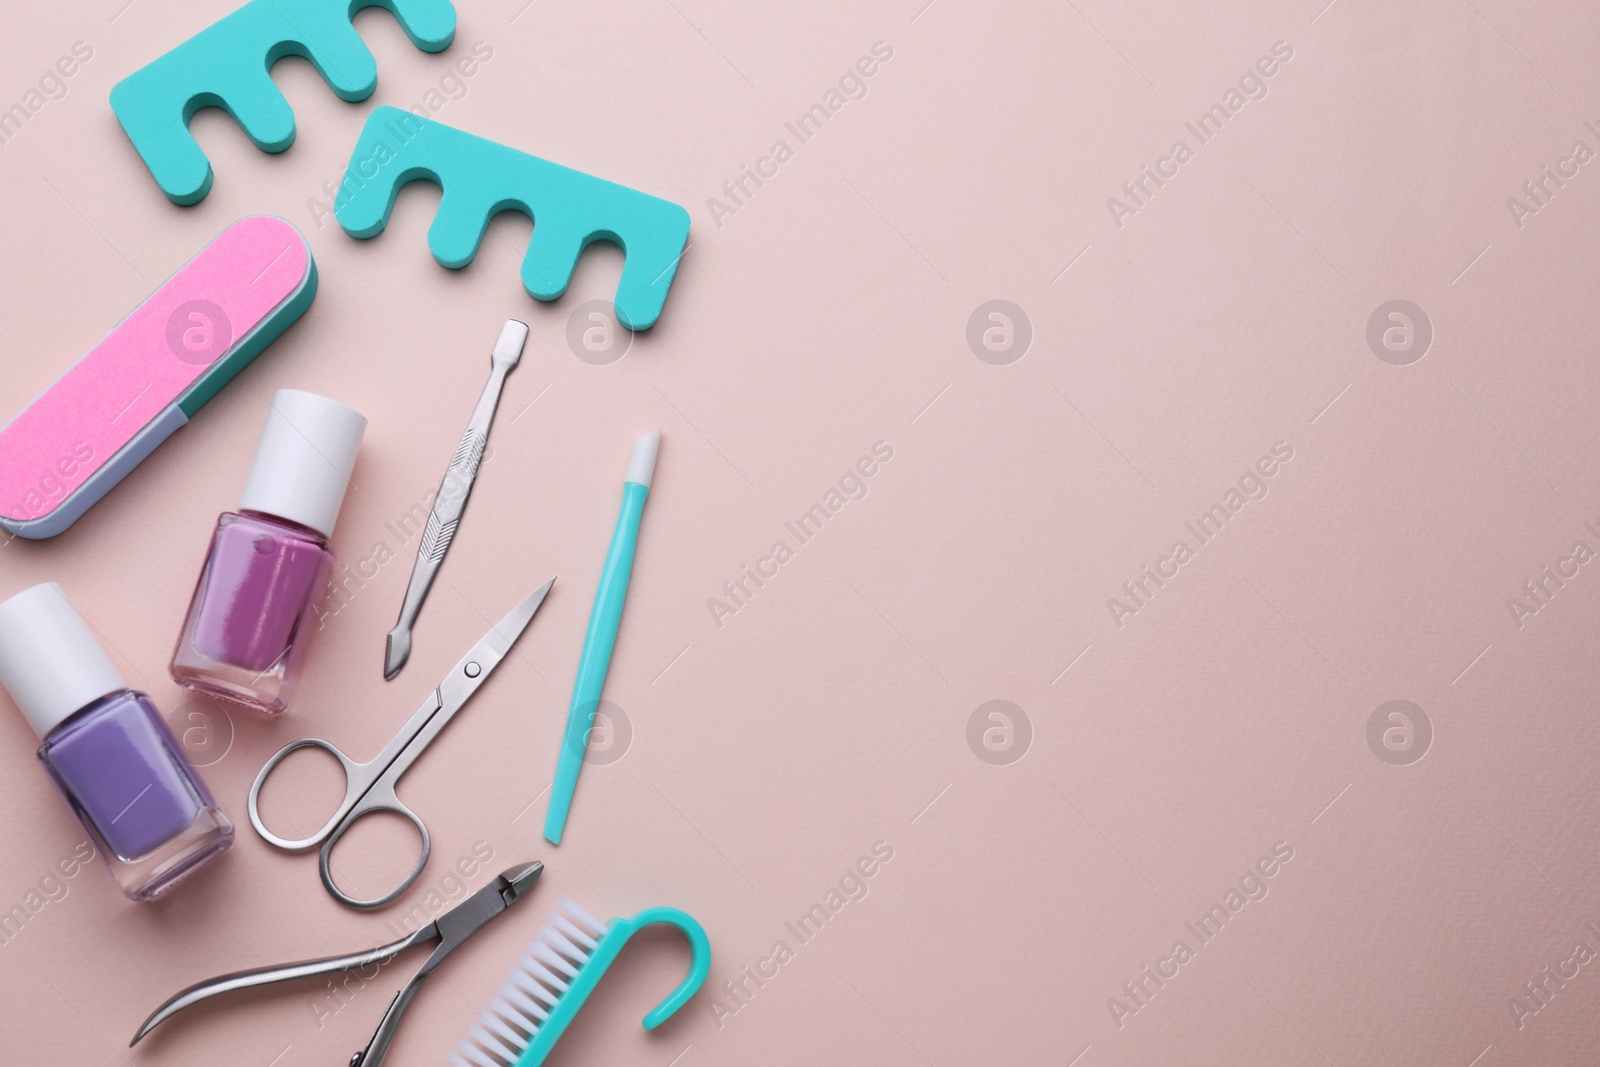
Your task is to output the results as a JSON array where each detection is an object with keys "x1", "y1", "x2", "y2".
[
  {"x1": 0, "y1": 582, "x2": 128, "y2": 738},
  {"x1": 238, "y1": 390, "x2": 367, "y2": 538}
]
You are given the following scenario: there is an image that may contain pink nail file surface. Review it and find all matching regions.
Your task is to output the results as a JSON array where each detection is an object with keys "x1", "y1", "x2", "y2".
[{"x1": 0, "y1": 216, "x2": 314, "y2": 538}]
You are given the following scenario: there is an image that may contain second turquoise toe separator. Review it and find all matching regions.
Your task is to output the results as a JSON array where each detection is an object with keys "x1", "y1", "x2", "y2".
[
  {"x1": 333, "y1": 107, "x2": 692, "y2": 332},
  {"x1": 109, "y1": 0, "x2": 457, "y2": 206}
]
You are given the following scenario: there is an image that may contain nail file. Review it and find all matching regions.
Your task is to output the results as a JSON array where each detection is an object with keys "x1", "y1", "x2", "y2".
[
  {"x1": 0, "y1": 216, "x2": 316, "y2": 539},
  {"x1": 334, "y1": 108, "x2": 691, "y2": 331},
  {"x1": 110, "y1": 0, "x2": 457, "y2": 205}
]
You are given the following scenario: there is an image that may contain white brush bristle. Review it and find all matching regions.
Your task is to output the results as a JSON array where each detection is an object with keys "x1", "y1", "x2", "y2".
[{"x1": 451, "y1": 899, "x2": 609, "y2": 1067}]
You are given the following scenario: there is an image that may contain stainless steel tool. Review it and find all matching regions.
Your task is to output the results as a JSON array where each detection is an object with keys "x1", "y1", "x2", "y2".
[
  {"x1": 385, "y1": 319, "x2": 528, "y2": 680},
  {"x1": 252, "y1": 580, "x2": 553, "y2": 909},
  {"x1": 131, "y1": 861, "x2": 544, "y2": 1067}
]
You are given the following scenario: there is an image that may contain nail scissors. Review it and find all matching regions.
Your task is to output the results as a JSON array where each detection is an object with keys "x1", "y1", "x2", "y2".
[
  {"x1": 248, "y1": 579, "x2": 554, "y2": 909},
  {"x1": 131, "y1": 861, "x2": 545, "y2": 1067}
]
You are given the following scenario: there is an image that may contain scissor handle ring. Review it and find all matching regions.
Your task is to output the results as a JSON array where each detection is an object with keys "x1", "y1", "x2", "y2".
[
  {"x1": 247, "y1": 737, "x2": 364, "y2": 852},
  {"x1": 318, "y1": 790, "x2": 432, "y2": 911}
]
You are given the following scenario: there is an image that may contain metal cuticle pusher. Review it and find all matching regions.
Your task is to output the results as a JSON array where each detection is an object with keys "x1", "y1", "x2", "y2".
[{"x1": 384, "y1": 319, "x2": 528, "y2": 680}]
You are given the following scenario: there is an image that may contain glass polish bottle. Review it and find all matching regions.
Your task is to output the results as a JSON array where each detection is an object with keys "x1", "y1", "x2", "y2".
[
  {"x1": 0, "y1": 582, "x2": 232, "y2": 901},
  {"x1": 170, "y1": 389, "x2": 366, "y2": 714}
]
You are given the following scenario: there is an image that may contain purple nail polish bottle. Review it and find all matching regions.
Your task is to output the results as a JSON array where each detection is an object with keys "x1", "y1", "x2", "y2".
[
  {"x1": 0, "y1": 582, "x2": 232, "y2": 901},
  {"x1": 171, "y1": 390, "x2": 366, "y2": 714}
]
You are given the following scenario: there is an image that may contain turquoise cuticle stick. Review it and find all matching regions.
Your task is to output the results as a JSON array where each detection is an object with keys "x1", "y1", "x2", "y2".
[{"x1": 543, "y1": 430, "x2": 660, "y2": 844}]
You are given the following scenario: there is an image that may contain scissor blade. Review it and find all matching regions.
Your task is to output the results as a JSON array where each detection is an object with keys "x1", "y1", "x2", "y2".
[
  {"x1": 482, "y1": 578, "x2": 555, "y2": 660},
  {"x1": 438, "y1": 579, "x2": 555, "y2": 712}
]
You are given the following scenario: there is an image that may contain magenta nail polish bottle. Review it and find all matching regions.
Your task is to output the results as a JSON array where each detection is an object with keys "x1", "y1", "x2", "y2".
[
  {"x1": 0, "y1": 582, "x2": 232, "y2": 901},
  {"x1": 171, "y1": 390, "x2": 366, "y2": 714}
]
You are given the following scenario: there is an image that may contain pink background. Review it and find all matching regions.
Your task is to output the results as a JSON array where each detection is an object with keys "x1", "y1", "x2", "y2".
[{"x1": 2, "y1": 0, "x2": 1599, "y2": 1064}]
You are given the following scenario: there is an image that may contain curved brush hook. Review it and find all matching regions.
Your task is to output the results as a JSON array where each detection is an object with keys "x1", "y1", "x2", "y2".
[
  {"x1": 520, "y1": 906, "x2": 710, "y2": 1065},
  {"x1": 620, "y1": 908, "x2": 713, "y2": 1029}
]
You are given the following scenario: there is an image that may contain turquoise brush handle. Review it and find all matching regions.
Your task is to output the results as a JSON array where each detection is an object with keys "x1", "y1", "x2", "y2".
[
  {"x1": 544, "y1": 480, "x2": 649, "y2": 844},
  {"x1": 513, "y1": 907, "x2": 711, "y2": 1067}
]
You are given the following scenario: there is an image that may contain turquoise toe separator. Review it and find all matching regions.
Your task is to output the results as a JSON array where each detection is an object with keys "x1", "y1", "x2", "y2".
[
  {"x1": 516, "y1": 907, "x2": 710, "y2": 1067},
  {"x1": 110, "y1": 0, "x2": 457, "y2": 206},
  {"x1": 333, "y1": 106, "x2": 691, "y2": 331}
]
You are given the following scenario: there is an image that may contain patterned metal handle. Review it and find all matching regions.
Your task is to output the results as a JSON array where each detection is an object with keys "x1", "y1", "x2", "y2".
[
  {"x1": 417, "y1": 428, "x2": 484, "y2": 562},
  {"x1": 385, "y1": 321, "x2": 525, "y2": 679}
]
